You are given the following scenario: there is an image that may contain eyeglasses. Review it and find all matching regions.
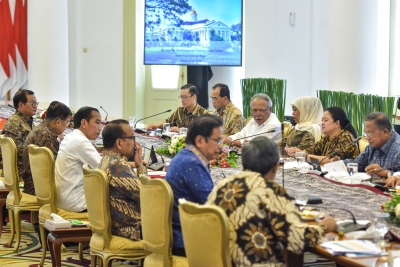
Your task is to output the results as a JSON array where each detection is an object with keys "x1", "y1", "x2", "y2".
[
  {"x1": 207, "y1": 137, "x2": 223, "y2": 145},
  {"x1": 178, "y1": 95, "x2": 193, "y2": 100},
  {"x1": 25, "y1": 101, "x2": 39, "y2": 108},
  {"x1": 210, "y1": 97, "x2": 221, "y2": 102},
  {"x1": 251, "y1": 108, "x2": 269, "y2": 114},
  {"x1": 120, "y1": 135, "x2": 136, "y2": 141}
]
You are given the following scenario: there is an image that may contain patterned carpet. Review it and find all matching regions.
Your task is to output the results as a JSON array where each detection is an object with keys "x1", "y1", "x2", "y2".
[{"x1": 0, "y1": 214, "x2": 335, "y2": 267}]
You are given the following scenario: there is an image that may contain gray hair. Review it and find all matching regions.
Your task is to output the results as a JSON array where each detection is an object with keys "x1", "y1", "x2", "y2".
[
  {"x1": 251, "y1": 93, "x2": 272, "y2": 108},
  {"x1": 364, "y1": 112, "x2": 392, "y2": 131},
  {"x1": 242, "y1": 136, "x2": 280, "y2": 176}
]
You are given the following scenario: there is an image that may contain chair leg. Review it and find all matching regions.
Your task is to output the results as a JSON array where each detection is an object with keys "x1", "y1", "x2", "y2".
[
  {"x1": 78, "y1": 242, "x2": 84, "y2": 262},
  {"x1": 90, "y1": 255, "x2": 97, "y2": 267},
  {"x1": 13, "y1": 210, "x2": 22, "y2": 252},
  {"x1": 39, "y1": 223, "x2": 47, "y2": 267},
  {"x1": 7, "y1": 208, "x2": 15, "y2": 247}
]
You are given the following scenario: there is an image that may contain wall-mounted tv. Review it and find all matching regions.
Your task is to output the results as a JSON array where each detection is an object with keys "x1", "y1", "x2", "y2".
[{"x1": 144, "y1": 0, "x2": 243, "y2": 66}]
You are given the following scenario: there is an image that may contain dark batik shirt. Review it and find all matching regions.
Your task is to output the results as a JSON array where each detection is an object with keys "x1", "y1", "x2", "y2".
[
  {"x1": 165, "y1": 145, "x2": 213, "y2": 249},
  {"x1": 0, "y1": 111, "x2": 33, "y2": 179},
  {"x1": 306, "y1": 129, "x2": 359, "y2": 159},
  {"x1": 346, "y1": 132, "x2": 400, "y2": 173},
  {"x1": 286, "y1": 128, "x2": 316, "y2": 150},
  {"x1": 22, "y1": 121, "x2": 59, "y2": 195},
  {"x1": 98, "y1": 150, "x2": 146, "y2": 241},
  {"x1": 165, "y1": 104, "x2": 208, "y2": 128},
  {"x1": 206, "y1": 171, "x2": 324, "y2": 267}
]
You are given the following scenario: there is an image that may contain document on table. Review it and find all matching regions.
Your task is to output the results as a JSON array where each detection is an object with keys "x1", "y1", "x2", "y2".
[
  {"x1": 320, "y1": 240, "x2": 385, "y2": 257},
  {"x1": 323, "y1": 160, "x2": 348, "y2": 173}
]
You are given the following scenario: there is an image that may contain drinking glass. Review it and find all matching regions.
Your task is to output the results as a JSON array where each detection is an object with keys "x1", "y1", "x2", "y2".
[
  {"x1": 347, "y1": 162, "x2": 358, "y2": 184},
  {"x1": 179, "y1": 127, "x2": 188, "y2": 135},
  {"x1": 163, "y1": 123, "x2": 170, "y2": 133},
  {"x1": 294, "y1": 188, "x2": 309, "y2": 211},
  {"x1": 129, "y1": 116, "x2": 136, "y2": 130},
  {"x1": 295, "y1": 152, "x2": 308, "y2": 173},
  {"x1": 374, "y1": 212, "x2": 390, "y2": 248}
]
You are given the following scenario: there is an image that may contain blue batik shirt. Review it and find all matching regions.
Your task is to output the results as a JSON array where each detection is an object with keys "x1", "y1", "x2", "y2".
[
  {"x1": 346, "y1": 132, "x2": 400, "y2": 174},
  {"x1": 165, "y1": 145, "x2": 213, "y2": 249}
]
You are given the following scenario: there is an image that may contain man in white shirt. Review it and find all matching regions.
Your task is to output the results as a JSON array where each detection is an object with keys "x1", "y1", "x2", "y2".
[
  {"x1": 223, "y1": 93, "x2": 282, "y2": 146},
  {"x1": 55, "y1": 107, "x2": 102, "y2": 212}
]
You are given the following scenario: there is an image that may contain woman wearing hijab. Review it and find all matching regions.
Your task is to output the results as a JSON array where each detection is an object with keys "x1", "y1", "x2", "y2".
[
  {"x1": 287, "y1": 106, "x2": 359, "y2": 164},
  {"x1": 285, "y1": 96, "x2": 323, "y2": 151}
]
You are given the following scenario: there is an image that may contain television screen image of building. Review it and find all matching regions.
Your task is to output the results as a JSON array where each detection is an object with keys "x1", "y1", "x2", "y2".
[{"x1": 144, "y1": 0, "x2": 243, "y2": 66}]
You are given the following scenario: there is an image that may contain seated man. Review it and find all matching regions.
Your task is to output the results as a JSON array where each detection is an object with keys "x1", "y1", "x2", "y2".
[
  {"x1": 99, "y1": 120, "x2": 146, "y2": 240},
  {"x1": 206, "y1": 136, "x2": 337, "y2": 266},
  {"x1": 223, "y1": 93, "x2": 281, "y2": 146},
  {"x1": 1, "y1": 89, "x2": 37, "y2": 225},
  {"x1": 210, "y1": 83, "x2": 244, "y2": 135},
  {"x1": 0, "y1": 89, "x2": 38, "y2": 178},
  {"x1": 22, "y1": 101, "x2": 71, "y2": 195},
  {"x1": 145, "y1": 84, "x2": 208, "y2": 132},
  {"x1": 165, "y1": 114, "x2": 223, "y2": 256},
  {"x1": 343, "y1": 112, "x2": 400, "y2": 179},
  {"x1": 55, "y1": 107, "x2": 102, "y2": 212}
]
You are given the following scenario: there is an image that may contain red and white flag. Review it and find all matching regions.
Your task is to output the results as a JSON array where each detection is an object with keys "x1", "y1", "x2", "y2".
[{"x1": 0, "y1": 0, "x2": 28, "y2": 97}]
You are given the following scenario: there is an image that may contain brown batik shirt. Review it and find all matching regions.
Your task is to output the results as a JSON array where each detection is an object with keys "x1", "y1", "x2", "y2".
[
  {"x1": 21, "y1": 120, "x2": 59, "y2": 195},
  {"x1": 214, "y1": 101, "x2": 244, "y2": 136},
  {"x1": 165, "y1": 104, "x2": 208, "y2": 128},
  {"x1": 98, "y1": 150, "x2": 147, "y2": 240},
  {"x1": 0, "y1": 111, "x2": 34, "y2": 179}
]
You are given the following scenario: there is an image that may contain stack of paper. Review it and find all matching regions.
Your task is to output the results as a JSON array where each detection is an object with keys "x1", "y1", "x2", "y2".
[{"x1": 320, "y1": 240, "x2": 386, "y2": 257}]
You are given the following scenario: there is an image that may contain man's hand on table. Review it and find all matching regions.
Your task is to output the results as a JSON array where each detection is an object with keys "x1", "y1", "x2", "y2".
[
  {"x1": 145, "y1": 124, "x2": 157, "y2": 131},
  {"x1": 365, "y1": 163, "x2": 388, "y2": 177},
  {"x1": 386, "y1": 176, "x2": 400, "y2": 187},
  {"x1": 284, "y1": 147, "x2": 302, "y2": 157},
  {"x1": 320, "y1": 216, "x2": 338, "y2": 233},
  {"x1": 330, "y1": 156, "x2": 340, "y2": 162}
]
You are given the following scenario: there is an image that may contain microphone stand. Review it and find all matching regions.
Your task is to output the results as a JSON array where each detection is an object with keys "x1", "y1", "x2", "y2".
[
  {"x1": 142, "y1": 145, "x2": 166, "y2": 171},
  {"x1": 100, "y1": 106, "x2": 108, "y2": 122},
  {"x1": 327, "y1": 207, "x2": 367, "y2": 233},
  {"x1": 134, "y1": 109, "x2": 171, "y2": 129},
  {"x1": 229, "y1": 129, "x2": 276, "y2": 148}
]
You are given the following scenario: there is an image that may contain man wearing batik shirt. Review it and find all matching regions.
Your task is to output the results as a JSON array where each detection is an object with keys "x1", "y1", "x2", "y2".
[
  {"x1": 165, "y1": 114, "x2": 223, "y2": 257},
  {"x1": 206, "y1": 136, "x2": 337, "y2": 267},
  {"x1": 0, "y1": 90, "x2": 38, "y2": 179},
  {"x1": 145, "y1": 84, "x2": 208, "y2": 132},
  {"x1": 210, "y1": 83, "x2": 244, "y2": 135},
  {"x1": 98, "y1": 119, "x2": 146, "y2": 240},
  {"x1": 21, "y1": 101, "x2": 71, "y2": 195}
]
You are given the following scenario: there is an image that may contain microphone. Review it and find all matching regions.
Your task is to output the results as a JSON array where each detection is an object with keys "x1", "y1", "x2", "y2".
[
  {"x1": 170, "y1": 112, "x2": 198, "y2": 127},
  {"x1": 318, "y1": 137, "x2": 361, "y2": 165},
  {"x1": 100, "y1": 106, "x2": 108, "y2": 122},
  {"x1": 142, "y1": 145, "x2": 166, "y2": 171},
  {"x1": 229, "y1": 129, "x2": 276, "y2": 147},
  {"x1": 134, "y1": 110, "x2": 171, "y2": 128},
  {"x1": 328, "y1": 207, "x2": 367, "y2": 233},
  {"x1": 8, "y1": 104, "x2": 15, "y2": 110}
]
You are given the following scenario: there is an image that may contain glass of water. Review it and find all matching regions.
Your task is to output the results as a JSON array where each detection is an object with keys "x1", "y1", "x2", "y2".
[
  {"x1": 129, "y1": 116, "x2": 136, "y2": 130},
  {"x1": 347, "y1": 162, "x2": 358, "y2": 184},
  {"x1": 295, "y1": 152, "x2": 308, "y2": 173},
  {"x1": 294, "y1": 188, "x2": 309, "y2": 212},
  {"x1": 179, "y1": 127, "x2": 188, "y2": 135},
  {"x1": 374, "y1": 212, "x2": 390, "y2": 248}
]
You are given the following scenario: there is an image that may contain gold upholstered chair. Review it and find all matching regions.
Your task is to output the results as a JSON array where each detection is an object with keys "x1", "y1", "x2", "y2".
[
  {"x1": 0, "y1": 135, "x2": 39, "y2": 252},
  {"x1": 28, "y1": 144, "x2": 89, "y2": 266},
  {"x1": 82, "y1": 165, "x2": 146, "y2": 266},
  {"x1": 178, "y1": 199, "x2": 232, "y2": 267},
  {"x1": 139, "y1": 175, "x2": 188, "y2": 267},
  {"x1": 358, "y1": 137, "x2": 369, "y2": 153}
]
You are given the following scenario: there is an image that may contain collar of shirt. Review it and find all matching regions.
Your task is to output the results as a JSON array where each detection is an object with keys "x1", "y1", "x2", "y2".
[
  {"x1": 186, "y1": 144, "x2": 210, "y2": 169},
  {"x1": 103, "y1": 149, "x2": 126, "y2": 160},
  {"x1": 378, "y1": 131, "x2": 397, "y2": 155},
  {"x1": 184, "y1": 104, "x2": 201, "y2": 117},
  {"x1": 216, "y1": 101, "x2": 233, "y2": 117},
  {"x1": 16, "y1": 111, "x2": 33, "y2": 124}
]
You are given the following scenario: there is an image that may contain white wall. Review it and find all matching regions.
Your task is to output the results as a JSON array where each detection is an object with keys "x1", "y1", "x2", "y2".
[{"x1": 68, "y1": 0, "x2": 124, "y2": 119}]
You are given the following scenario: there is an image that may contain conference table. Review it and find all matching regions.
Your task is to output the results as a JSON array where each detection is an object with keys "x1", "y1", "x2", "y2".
[{"x1": 135, "y1": 134, "x2": 397, "y2": 267}]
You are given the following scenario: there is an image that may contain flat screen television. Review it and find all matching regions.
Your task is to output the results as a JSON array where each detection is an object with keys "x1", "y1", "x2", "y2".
[{"x1": 144, "y1": 0, "x2": 243, "y2": 66}]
